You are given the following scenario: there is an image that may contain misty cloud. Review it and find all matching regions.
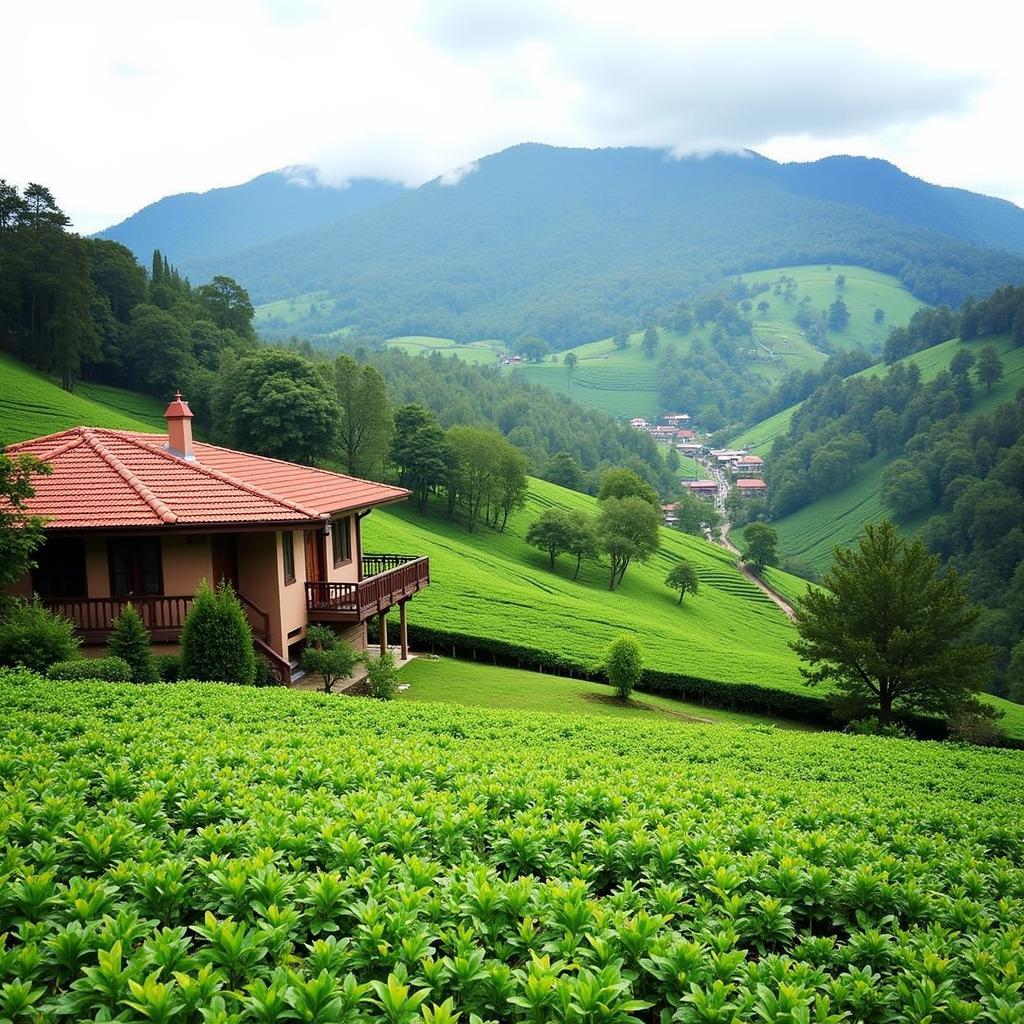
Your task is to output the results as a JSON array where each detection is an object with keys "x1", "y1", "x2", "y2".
[{"x1": 439, "y1": 161, "x2": 479, "y2": 186}]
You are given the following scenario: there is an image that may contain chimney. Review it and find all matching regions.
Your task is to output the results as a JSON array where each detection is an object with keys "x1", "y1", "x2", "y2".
[{"x1": 164, "y1": 391, "x2": 195, "y2": 460}]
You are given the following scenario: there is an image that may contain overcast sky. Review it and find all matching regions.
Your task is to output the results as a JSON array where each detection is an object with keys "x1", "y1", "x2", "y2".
[{"x1": 6, "y1": 0, "x2": 1023, "y2": 233}]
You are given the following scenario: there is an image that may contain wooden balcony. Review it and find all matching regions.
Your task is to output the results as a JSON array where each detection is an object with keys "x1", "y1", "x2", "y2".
[
  {"x1": 306, "y1": 554, "x2": 430, "y2": 623},
  {"x1": 45, "y1": 595, "x2": 194, "y2": 643}
]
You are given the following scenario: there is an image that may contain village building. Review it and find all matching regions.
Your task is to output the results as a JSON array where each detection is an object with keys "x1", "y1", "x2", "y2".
[
  {"x1": 732, "y1": 454, "x2": 765, "y2": 476},
  {"x1": 650, "y1": 425, "x2": 677, "y2": 440},
  {"x1": 675, "y1": 428, "x2": 696, "y2": 440},
  {"x1": 628, "y1": 417, "x2": 649, "y2": 429},
  {"x1": 3, "y1": 395, "x2": 430, "y2": 683},
  {"x1": 686, "y1": 480, "x2": 719, "y2": 499},
  {"x1": 736, "y1": 478, "x2": 768, "y2": 497},
  {"x1": 675, "y1": 442, "x2": 703, "y2": 456},
  {"x1": 661, "y1": 502, "x2": 679, "y2": 526},
  {"x1": 663, "y1": 413, "x2": 691, "y2": 425}
]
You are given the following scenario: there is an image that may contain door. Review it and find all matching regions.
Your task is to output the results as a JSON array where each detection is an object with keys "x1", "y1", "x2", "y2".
[
  {"x1": 304, "y1": 530, "x2": 325, "y2": 583},
  {"x1": 211, "y1": 535, "x2": 239, "y2": 591}
]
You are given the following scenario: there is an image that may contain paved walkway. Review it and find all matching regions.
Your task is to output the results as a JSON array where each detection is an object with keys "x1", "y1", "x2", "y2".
[{"x1": 291, "y1": 645, "x2": 418, "y2": 693}]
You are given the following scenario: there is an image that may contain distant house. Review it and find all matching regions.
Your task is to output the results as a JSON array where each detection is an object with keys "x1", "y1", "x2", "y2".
[
  {"x1": 736, "y1": 478, "x2": 768, "y2": 497},
  {"x1": 663, "y1": 413, "x2": 691, "y2": 425},
  {"x1": 676, "y1": 428, "x2": 696, "y2": 440},
  {"x1": 629, "y1": 417, "x2": 649, "y2": 429},
  {"x1": 3, "y1": 395, "x2": 430, "y2": 683},
  {"x1": 675, "y1": 442, "x2": 703, "y2": 456},
  {"x1": 732, "y1": 455, "x2": 764, "y2": 476},
  {"x1": 686, "y1": 480, "x2": 719, "y2": 499},
  {"x1": 661, "y1": 502, "x2": 679, "y2": 526},
  {"x1": 710, "y1": 448, "x2": 747, "y2": 465},
  {"x1": 650, "y1": 425, "x2": 677, "y2": 440}
]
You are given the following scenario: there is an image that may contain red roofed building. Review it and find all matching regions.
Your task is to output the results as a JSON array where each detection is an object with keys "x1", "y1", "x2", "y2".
[
  {"x1": 732, "y1": 454, "x2": 764, "y2": 477},
  {"x1": 736, "y1": 478, "x2": 768, "y2": 496},
  {"x1": 4, "y1": 395, "x2": 429, "y2": 683}
]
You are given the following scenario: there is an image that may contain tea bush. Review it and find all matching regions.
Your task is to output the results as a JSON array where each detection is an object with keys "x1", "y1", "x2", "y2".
[
  {"x1": 0, "y1": 598, "x2": 79, "y2": 672},
  {"x1": 46, "y1": 656, "x2": 132, "y2": 682},
  {"x1": 1, "y1": 673, "x2": 1023, "y2": 1023}
]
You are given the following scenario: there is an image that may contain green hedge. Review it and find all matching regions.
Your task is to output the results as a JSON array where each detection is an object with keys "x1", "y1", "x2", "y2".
[{"x1": 47, "y1": 656, "x2": 132, "y2": 683}]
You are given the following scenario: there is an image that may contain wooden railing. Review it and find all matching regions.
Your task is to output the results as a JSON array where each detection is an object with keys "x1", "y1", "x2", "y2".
[
  {"x1": 237, "y1": 591, "x2": 270, "y2": 641},
  {"x1": 46, "y1": 595, "x2": 194, "y2": 639},
  {"x1": 306, "y1": 555, "x2": 429, "y2": 622}
]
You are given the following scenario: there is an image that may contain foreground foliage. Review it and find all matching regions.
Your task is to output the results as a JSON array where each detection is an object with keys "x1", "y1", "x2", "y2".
[{"x1": 1, "y1": 675, "x2": 1023, "y2": 1023}]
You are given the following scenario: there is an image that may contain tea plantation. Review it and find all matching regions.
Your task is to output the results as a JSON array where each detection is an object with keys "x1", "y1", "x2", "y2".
[{"x1": 2, "y1": 675, "x2": 1023, "y2": 1023}]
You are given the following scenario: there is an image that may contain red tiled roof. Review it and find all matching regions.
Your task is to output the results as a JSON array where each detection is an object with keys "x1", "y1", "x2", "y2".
[
  {"x1": 5, "y1": 428, "x2": 410, "y2": 530},
  {"x1": 736, "y1": 478, "x2": 767, "y2": 488}
]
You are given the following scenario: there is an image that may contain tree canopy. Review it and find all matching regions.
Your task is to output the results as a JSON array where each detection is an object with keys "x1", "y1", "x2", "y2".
[{"x1": 792, "y1": 521, "x2": 993, "y2": 728}]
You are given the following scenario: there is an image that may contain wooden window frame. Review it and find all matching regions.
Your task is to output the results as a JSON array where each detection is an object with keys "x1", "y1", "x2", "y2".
[
  {"x1": 282, "y1": 531, "x2": 295, "y2": 585},
  {"x1": 332, "y1": 515, "x2": 352, "y2": 567},
  {"x1": 108, "y1": 537, "x2": 164, "y2": 598}
]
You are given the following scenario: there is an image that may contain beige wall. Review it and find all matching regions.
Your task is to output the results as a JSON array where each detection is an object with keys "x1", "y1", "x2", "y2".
[
  {"x1": 162, "y1": 535, "x2": 212, "y2": 594},
  {"x1": 326, "y1": 515, "x2": 359, "y2": 584},
  {"x1": 85, "y1": 537, "x2": 109, "y2": 598},
  {"x1": 237, "y1": 531, "x2": 286, "y2": 655}
]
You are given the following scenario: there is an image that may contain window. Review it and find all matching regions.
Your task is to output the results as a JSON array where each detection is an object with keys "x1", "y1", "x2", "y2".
[
  {"x1": 282, "y1": 531, "x2": 295, "y2": 584},
  {"x1": 332, "y1": 515, "x2": 352, "y2": 567},
  {"x1": 108, "y1": 538, "x2": 163, "y2": 597},
  {"x1": 32, "y1": 537, "x2": 88, "y2": 599}
]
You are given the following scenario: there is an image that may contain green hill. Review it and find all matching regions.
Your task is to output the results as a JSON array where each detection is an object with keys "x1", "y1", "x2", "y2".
[
  {"x1": 740, "y1": 335, "x2": 1024, "y2": 571},
  {"x1": 183, "y1": 144, "x2": 1024, "y2": 346},
  {"x1": 384, "y1": 336, "x2": 507, "y2": 366},
  {"x1": 0, "y1": 353, "x2": 165, "y2": 443},
  {"x1": 506, "y1": 265, "x2": 923, "y2": 420},
  {"x1": 365, "y1": 476, "x2": 1024, "y2": 737}
]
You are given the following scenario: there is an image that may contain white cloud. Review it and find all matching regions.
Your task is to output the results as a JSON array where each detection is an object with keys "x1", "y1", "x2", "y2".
[
  {"x1": 3, "y1": 0, "x2": 1022, "y2": 233},
  {"x1": 439, "y1": 161, "x2": 479, "y2": 186}
]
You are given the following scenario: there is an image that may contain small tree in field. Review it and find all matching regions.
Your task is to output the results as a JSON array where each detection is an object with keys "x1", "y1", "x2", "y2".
[
  {"x1": 526, "y1": 508, "x2": 573, "y2": 571},
  {"x1": 743, "y1": 522, "x2": 778, "y2": 572},
  {"x1": 107, "y1": 603, "x2": 156, "y2": 683},
  {"x1": 363, "y1": 650, "x2": 398, "y2": 700},
  {"x1": 606, "y1": 635, "x2": 643, "y2": 701},
  {"x1": 665, "y1": 559, "x2": 699, "y2": 605},
  {"x1": 180, "y1": 580, "x2": 256, "y2": 685},
  {"x1": 302, "y1": 624, "x2": 358, "y2": 694}
]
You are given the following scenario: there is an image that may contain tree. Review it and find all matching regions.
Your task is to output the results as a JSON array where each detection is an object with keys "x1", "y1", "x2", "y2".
[
  {"x1": 872, "y1": 408, "x2": 901, "y2": 458},
  {"x1": 494, "y1": 445, "x2": 529, "y2": 531},
  {"x1": 949, "y1": 349, "x2": 976, "y2": 379},
  {"x1": 526, "y1": 508, "x2": 573, "y2": 570},
  {"x1": 598, "y1": 496, "x2": 661, "y2": 590},
  {"x1": 665, "y1": 560, "x2": 699, "y2": 605},
  {"x1": 597, "y1": 467, "x2": 659, "y2": 507},
  {"x1": 873, "y1": 307, "x2": 885, "y2": 324},
  {"x1": 879, "y1": 459, "x2": 932, "y2": 519},
  {"x1": 518, "y1": 336, "x2": 549, "y2": 362},
  {"x1": 605, "y1": 635, "x2": 642, "y2": 700},
  {"x1": 0, "y1": 449, "x2": 51, "y2": 597},
  {"x1": 219, "y1": 349, "x2": 338, "y2": 464},
  {"x1": 301, "y1": 624, "x2": 358, "y2": 694},
  {"x1": 123, "y1": 304, "x2": 193, "y2": 396},
  {"x1": 613, "y1": 329, "x2": 630, "y2": 350},
  {"x1": 743, "y1": 522, "x2": 777, "y2": 572},
  {"x1": 757, "y1": 300, "x2": 770, "y2": 316},
  {"x1": 179, "y1": 580, "x2": 257, "y2": 686},
  {"x1": 834, "y1": 273, "x2": 846, "y2": 289},
  {"x1": 673, "y1": 491, "x2": 721, "y2": 538},
  {"x1": 565, "y1": 510, "x2": 599, "y2": 580},
  {"x1": 196, "y1": 276, "x2": 255, "y2": 339},
  {"x1": 975, "y1": 345, "x2": 1004, "y2": 394},
  {"x1": 543, "y1": 450, "x2": 584, "y2": 492},
  {"x1": 642, "y1": 325, "x2": 659, "y2": 359},
  {"x1": 335, "y1": 355, "x2": 393, "y2": 478},
  {"x1": 563, "y1": 352, "x2": 578, "y2": 372},
  {"x1": 391, "y1": 405, "x2": 453, "y2": 512},
  {"x1": 827, "y1": 297, "x2": 850, "y2": 331},
  {"x1": 792, "y1": 520, "x2": 994, "y2": 728},
  {"x1": 107, "y1": 603, "x2": 156, "y2": 684}
]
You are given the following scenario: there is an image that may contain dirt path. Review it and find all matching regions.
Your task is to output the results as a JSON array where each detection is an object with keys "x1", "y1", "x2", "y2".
[{"x1": 701, "y1": 457, "x2": 798, "y2": 622}]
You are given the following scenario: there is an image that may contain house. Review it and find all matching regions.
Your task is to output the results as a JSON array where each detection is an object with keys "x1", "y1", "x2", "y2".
[
  {"x1": 732, "y1": 455, "x2": 764, "y2": 476},
  {"x1": 663, "y1": 413, "x2": 691, "y2": 425},
  {"x1": 736, "y1": 478, "x2": 768, "y2": 497},
  {"x1": 675, "y1": 428, "x2": 696, "y2": 440},
  {"x1": 628, "y1": 417, "x2": 649, "y2": 429},
  {"x1": 650, "y1": 425, "x2": 677, "y2": 440},
  {"x1": 3, "y1": 394, "x2": 429, "y2": 683},
  {"x1": 686, "y1": 480, "x2": 719, "y2": 499},
  {"x1": 710, "y1": 448, "x2": 747, "y2": 465},
  {"x1": 675, "y1": 442, "x2": 703, "y2": 456},
  {"x1": 661, "y1": 502, "x2": 679, "y2": 526}
]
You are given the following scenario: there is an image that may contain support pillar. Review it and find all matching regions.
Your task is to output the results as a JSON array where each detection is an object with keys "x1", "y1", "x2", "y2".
[
  {"x1": 378, "y1": 611, "x2": 388, "y2": 656},
  {"x1": 399, "y1": 600, "x2": 409, "y2": 660}
]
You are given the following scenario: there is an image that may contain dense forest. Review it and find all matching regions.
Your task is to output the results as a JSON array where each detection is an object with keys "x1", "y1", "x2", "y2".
[
  {"x1": 759, "y1": 283, "x2": 1024, "y2": 696},
  {"x1": 176, "y1": 146, "x2": 1024, "y2": 347}
]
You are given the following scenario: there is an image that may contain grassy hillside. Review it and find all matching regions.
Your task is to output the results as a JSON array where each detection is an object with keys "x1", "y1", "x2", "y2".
[
  {"x1": 767, "y1": 334, "x2": 1024, "y2": 571},
  {"x1": 508, "y1": 265, "x2": 922, "y2": 420},
  {"x1": 365, "y1": 476, "x2": 808, "y2": 692},
  {"x1": 0, "y1": 354, "x2": 165, "y2": 443},
  {"x1": 7, "y1": 676, "x2": 1024, "y2": 1021},
  {"x1": 384, "y1": 336, "x2": 507, "y2": 365}
]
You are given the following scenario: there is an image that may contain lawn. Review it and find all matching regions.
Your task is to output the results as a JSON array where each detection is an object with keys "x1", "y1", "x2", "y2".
[
  {"x1": 253, "y1": 291, "x2": 332, "y2": 327},
  {"x1": 0, "y1": 354, "x2": 163, "y2": 444},
  {"x1": 397, "y1": 656, "x2": 812, "y2": 728}
]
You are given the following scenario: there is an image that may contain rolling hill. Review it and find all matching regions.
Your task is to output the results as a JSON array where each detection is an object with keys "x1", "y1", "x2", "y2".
[
  {"x1": 97, "y1": 168, "x2": 405, "y2": 267},
  {"x1": 507, "y1": 264, "x2": 923, "y2": 419},
  {"x1": 732, "y1": 334, "x2": 1024, "y2": 571},
  {"x1": 168, "y1": 145, "x2": 1024, "y2": 346}
]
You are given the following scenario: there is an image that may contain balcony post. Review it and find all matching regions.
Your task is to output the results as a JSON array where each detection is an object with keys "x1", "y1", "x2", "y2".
[
  {"x1": 378, "y1": 610, "x2": 388, "y2": 656},
  {"x1": 399, "y1": 599, "x2": 408, "y2": 660}
]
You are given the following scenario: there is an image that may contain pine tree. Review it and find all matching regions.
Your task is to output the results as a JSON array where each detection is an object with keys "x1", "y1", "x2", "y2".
[
  {"x1": 107, "y1": 603, "x2": 156, "y2": 683},
  {"x1": 180, "y1": 580, "x2": 256, "y2": 685}
]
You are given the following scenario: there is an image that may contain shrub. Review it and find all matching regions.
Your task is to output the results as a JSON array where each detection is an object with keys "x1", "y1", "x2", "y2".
[
  {"x1": 0, "y1": 598, "x2": 80, "y2": 672},
  {"x1": 179, "y1": 580, "x2": 256, "y2": 685},
  {"x1": 605, "y1": 634, "x2": 643, "y2": 700},
  {"x1": 363, "y1": 650, "x2": 398, "y2": 700},
  {"x1": 47, "y1": 656, "x2": 132, "y2": 683},
  {"x1": 844, "y1": 718, "x2": 913, "y2": 739},
  {"x1": 106, "y1": 603, "x2": 156, "y2": 683},
  {"x1": 302, "y1": 625, "x2": 358, "y2": 694},
  {"x1": 155, "y1": 654, "x2": 180, "y2": 683}
]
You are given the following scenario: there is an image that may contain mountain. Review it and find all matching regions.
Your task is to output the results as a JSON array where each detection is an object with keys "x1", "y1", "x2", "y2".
[
  {"x1": 96, "y1": 168, "x2": 406, "y2": 267},
  {"x1": 161, "y1": 145, "x2": 1024, "y2": 346}
]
